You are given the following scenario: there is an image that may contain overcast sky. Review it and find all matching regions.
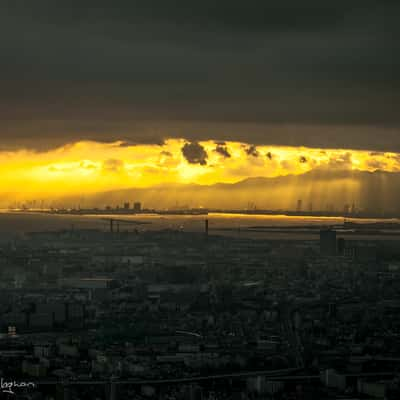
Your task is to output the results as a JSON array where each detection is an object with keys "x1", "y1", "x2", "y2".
[{"x1": 0, "y1": 0, "x2": 398, "y2": 151}]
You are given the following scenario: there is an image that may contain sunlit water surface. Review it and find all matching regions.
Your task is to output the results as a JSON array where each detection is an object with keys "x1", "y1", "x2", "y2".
[{"x1": 1, "y1": 211, "x2": 399, "y2": 240}]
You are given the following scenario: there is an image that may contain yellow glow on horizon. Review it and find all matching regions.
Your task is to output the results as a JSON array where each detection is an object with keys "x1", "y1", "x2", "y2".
[{"x1": 1, "y1": 139, "x2": 400, "y2": 202}]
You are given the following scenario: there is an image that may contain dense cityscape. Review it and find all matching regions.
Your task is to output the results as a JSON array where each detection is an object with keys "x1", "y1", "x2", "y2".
[
  {"x1": 1, "y1": 211, "x2": 400, "y2": 399},
  {"x1": 1, "y1": 0, "x2": 399, "y2": 398}
]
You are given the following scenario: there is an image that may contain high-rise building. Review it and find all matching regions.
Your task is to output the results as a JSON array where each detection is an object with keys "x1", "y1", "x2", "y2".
[
  {"x1": 133, "y1": 202, "x2": 142, "y2": 212},
  {"x1": 296, "y1": 199, "x2": 302, "y2": 212},
  {"x1": 328, "y1": 303, "x2": 337, "y2": 319},
  {"x1": 320, "y1": 229, "x2": 337, "y2": 256},
  {"x1": 123, "y1": 202, "x2": 130, "y2": 210},
  {"x1": 337, "y1": 238, "x2": 345, "y2": 256}
]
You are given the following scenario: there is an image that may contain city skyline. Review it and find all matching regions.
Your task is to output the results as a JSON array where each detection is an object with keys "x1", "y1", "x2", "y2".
[
  {"x1": 1, "y1": 3, "x2": 400, "y2": 398},
  {"x1": 2, "y1": 139, "x2": 400, "y2": 208}
]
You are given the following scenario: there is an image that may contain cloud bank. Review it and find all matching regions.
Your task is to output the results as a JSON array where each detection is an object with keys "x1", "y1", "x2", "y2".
[{"x1": 1, "y1": 139, "x2": 400, "y2": 206}]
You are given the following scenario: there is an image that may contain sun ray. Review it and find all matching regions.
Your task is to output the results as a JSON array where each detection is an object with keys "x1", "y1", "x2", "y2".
[{"x1": 1, "y1": 139, "x2": 400, "y2": 206}]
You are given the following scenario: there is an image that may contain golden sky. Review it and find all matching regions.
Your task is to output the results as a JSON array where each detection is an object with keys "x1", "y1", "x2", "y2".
[{"x1": 1, "y1": 139, "x2": 400, "y2": 199}]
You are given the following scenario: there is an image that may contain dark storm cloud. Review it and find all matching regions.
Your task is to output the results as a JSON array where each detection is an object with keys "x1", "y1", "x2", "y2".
[
  {"x1": 117, "y1": 140, "x2": 164, "y2": 147},
  {"x1": 3, "y1": 1, "x2": 396, "y2": 34},
  {"x1": 245, "y1": 145, "x2": 259, "y2": 157},
  {"x1": 0, "y1": 1, "x2": 399, "y2": 151},
  {"x1": 299, "y1": 156, "x2": 308, "y2": 163},
  {"x1": 214, "y1": 144, "x2": 231, "y2": 158},
  {"x1": 181, "y1": 142, "x2": 208, "y2": 165}
]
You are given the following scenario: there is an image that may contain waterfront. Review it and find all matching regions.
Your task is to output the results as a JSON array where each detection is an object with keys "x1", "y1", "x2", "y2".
[{"x1": 1, "y1": 211, "x2": 400, "y2": 240}]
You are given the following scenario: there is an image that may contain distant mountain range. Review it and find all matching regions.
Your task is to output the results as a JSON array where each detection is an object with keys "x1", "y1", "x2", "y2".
[{"x1": 62, "y1": 169, "x2": 400, "y2": 213}]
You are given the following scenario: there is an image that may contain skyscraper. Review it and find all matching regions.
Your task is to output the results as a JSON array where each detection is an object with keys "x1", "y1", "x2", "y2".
[
  {"x1": 337, "y1": 238, "x2": 345, "y2": 256},
  {"x1": 320, "y1": 229, "x2": 337, "y2": 256}
]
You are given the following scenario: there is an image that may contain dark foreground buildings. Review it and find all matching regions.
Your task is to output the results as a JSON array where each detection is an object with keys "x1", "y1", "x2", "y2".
[{"x1": 0, "y1": 225, "x2": 400, "y2": 399}]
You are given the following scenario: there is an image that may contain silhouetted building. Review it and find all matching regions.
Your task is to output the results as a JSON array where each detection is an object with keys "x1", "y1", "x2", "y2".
[
  {"x1": 328, "y1": 303, "x2": 337, "y2": 319},
  {"x1": 320, "y1": 229, "x2": 337, "y2": 256},
  {"x1": 337, "y1": 238, "x2": 346, "y2": 256},
  {"x1": 123, "y1": 202, "x2": 130, "y2": 210},
  {"x1": 296, "y1": 199, "x2": 302, "y2": 212},
  {"x1": 133, "y1": 202, "x2": 142, "y2": 212}
]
